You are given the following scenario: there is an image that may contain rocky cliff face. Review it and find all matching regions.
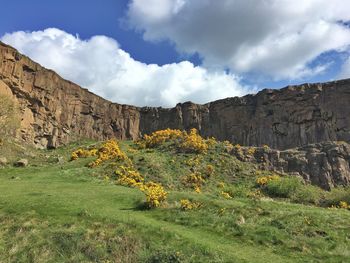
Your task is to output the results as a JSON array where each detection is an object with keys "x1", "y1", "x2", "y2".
[
  {"x1": 140, "y1": 82, "x2": 350, "y2": 150},
  {"x1": 1, "y1": 41, "x2": 350, "y2": 151},
  {"x1": 233, "y1": 142, "x2": 350, "y2": 190},
  {"x1": 0, "y1": 42, "x2": 141, "y2": 148}
]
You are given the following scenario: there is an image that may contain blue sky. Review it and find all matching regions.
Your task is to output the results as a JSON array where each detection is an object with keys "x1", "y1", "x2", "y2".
[{"x1": 1, "y1": 0, "x2": 350, "y2": 106}]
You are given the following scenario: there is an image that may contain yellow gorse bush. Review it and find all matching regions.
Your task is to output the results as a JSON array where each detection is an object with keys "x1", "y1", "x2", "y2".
[
  {"x1": 139, "y1": 182, "x2": 168, "y2": 208},
  {"x1": 72, "y1": 139, "x2": 168, "y2": 208},
  {"x1": 143, "y1": 128, "x2": 183, "y2": 148},
  {"x1": 180, "y1": 199, "x2": 202, "y2": 210},
  {"x1": 182, "y1": 172, "x2": 205, "y2": 192},
  {"x1": 70, "y1": 148, "x2": 97, "y2": 161},
  {"x1": 89, "y1": 139, "x2": 128, "y2": 167},
  {"x1": 140, "y1": 128, "x2": 209, "y2": 153},
  {"x1": 338, "y1": 201, "x2": 350, "y2": 209},
  {"x1": 116, "y1": 165, "x2": 144, "y2": 187},
  {"x1": 256, "y1": 175, "x2": 280, "y2": 186},
  {"x1": 246, "y1": 147, "x2": 256, "y2": 156},
  {"x1": 180, "y1": 128, "x2": 208, "y2": 153}
]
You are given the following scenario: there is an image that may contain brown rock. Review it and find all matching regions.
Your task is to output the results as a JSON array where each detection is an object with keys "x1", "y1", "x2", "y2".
[
  {"x1": 235, "y1": 142, "x2": 350, "y2": 190},
  {"x1": 0, "y1": 157, "x2": 7, "y2": 166},
  {"x1": 15, "y1": 159, "x2": 28, "y2": 167},
  {"x1": 1, "y1": 41, "x2": 350, "y2": 151}
]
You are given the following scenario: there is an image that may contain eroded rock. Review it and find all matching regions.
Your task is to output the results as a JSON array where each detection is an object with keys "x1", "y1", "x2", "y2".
[
  {"x1": 14, "y1": 158, "x2": 28, "y2": 167},
  {"x1": 235, "y1": 142, "x2": 350, "y2": 190}
]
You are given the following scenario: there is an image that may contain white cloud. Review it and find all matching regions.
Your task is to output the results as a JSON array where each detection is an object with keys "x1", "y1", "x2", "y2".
[
  {"x1": 1, "y1": 28, "x2": 250, "y2": 107},
  {"x1": 126, "y1": 0, "x2": 350, "y2": 79}
]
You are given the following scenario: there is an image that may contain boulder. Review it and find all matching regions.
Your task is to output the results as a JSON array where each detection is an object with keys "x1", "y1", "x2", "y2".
[
  {"x1": 15, "y1": 159, "x2": 28, "y2": 167},
  {"x1": 0, "y1": 157, "x2": 7, "y2": 166}
]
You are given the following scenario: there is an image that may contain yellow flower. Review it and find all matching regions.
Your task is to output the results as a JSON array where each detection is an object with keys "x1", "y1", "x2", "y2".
[
  {"x1": 180, "y1": 199, "x2": 201, "y2": 210},
  {"x1": 221, "y1": 191, "x2": 232, "y2": 199},
  {"x1": 256, "y1": 175, "x2": 280, "y2": 186}
]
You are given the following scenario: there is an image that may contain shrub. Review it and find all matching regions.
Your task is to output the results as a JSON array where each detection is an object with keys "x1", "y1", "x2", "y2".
[
  {"x1": 70, "y1": 148, "x2": 97, "y2": 161},
  {"x1": 246, "y1": 147, "x2": 256, "y2": 156},
  {"x1": 89, "y1": 139, "x2": 128, "y2": 167},
  {"x1": 291, "y1": 184, "x2": 323, "y2": 205},
  {"x1": 180, "y1": 199, "x2": 202, "y2": 210},
  {"x1": 143, "y1": 128, "x2": 183, "y2": 148},
  {"x1": 179, "y1": 128, "x2": 208, "y2": 153},
  {"x1": 140, "y1": 128, "x2": 208, "y2": 153},
  {"x1": 139, "y1": 182, "x2": 168, "y2": 208},
  {"x1": 116, "y1": 165, "x2": 144, "y2": 187},
  {"x1": 263, "y1": 176, "x2": 302, "y2": 198},
  {"x1": 322, "y1": 187, "x2": 350, "y2": 207},
  {"x1": 256, "y1": 175, "x2": 280, "y2": 186},
  {"x1": 181, "y1": 172, "x2": 205, "y2": 191}
]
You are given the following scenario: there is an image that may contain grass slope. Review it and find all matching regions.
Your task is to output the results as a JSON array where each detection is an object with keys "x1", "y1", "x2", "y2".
[{"x1": 0, "y1": 140, "x2": 349, "y2": 262}]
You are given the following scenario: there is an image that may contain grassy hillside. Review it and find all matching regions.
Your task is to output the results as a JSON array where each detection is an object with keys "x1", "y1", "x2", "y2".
[{"x1": 0, "y1": 131, "x2": 350, "y2": 262}]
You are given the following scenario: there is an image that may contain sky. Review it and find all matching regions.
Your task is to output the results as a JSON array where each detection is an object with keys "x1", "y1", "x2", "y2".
[{"x1": 1, "y1": 0, "x2": 350, "y2": 107}]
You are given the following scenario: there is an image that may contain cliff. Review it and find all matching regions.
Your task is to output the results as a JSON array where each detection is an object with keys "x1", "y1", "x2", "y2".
[{"x1": 1, "y1": 41, "x2": 350, "y2": 150}]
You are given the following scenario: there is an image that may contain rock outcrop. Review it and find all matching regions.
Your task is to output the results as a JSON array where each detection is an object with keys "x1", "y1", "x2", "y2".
[
  {"x1": 0, "y1": 42, "x2": 140, "y2": 148},
  {"x1": 1, "y1": 41, "x2": 350, "y2": 151},
  {"x1": 234, "y1": 142, "x2": 350, "y2": 190}
]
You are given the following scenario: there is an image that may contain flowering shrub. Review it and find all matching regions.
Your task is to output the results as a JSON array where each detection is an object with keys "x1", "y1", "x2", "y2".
[
  {"x1": 180, "y1": 199, "x2": 202, "y2": 210},
  {"x1": 89, "y1": 139, "x2": 128, "y2": 167},
  {"x1": 223, "y1": 141, "x2": 234, "y2": 153},
  {"x1": 181, "y1": 172, "x2": 205, "y2": 192},
  {"x1": 256, "y1": 175, "x2": 280, "y2": 186},
  {"x1": 116, "y1": 165, "x2": 144, "y2": 187},
  {"x1": 139, "y1": 182, "x2": 168, "y2": 208},
  {"x1": 142, "y1": 128, "x2": 183, "y2": 148},
  {"x1": 246, "y1": 147, "x2": 256, "y2": 156},
  {"x1": 233, "y1": 144, "x2": 243, "y2": 156},
  {"x1": 70, "y1": 148, "x2": 97, "y2": 161},
  {"x1": 139, "y1": 128, "x2": 208, "y2": 153},
  {"x1": 184, "y1": 156, "x2": 201, "y2": 167},
  {"x1": 179, "y1": 128, "x2": 208, "y2": 153},
  {"x1": 206, "y1": 137, "x2": 217, "y2": 148},
  {"x1": 330, "y1": 201, "x2": 350, "y2": 210},
  {"x1": 263, "y1": 144, "x2": 270, "y2": 151},
  {"x1": 339, "y1": 201, "x2": 350, "y2": 209}
]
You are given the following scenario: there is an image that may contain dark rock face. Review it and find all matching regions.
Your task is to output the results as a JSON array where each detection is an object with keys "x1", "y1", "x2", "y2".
[
  {"x1": 235, "y1": 142, "x2": 350, "y2": 190},
  {"x1": 1, "y1": 41, "x2": 350, "y2": 151},
  {"x1": 140, "y1": 83, "x2": 350, "y2": 150}
]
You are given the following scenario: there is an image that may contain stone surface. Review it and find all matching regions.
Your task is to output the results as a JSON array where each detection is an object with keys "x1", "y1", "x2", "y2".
[
  {"x1": 0, "y1": 157, "x2": 7, "y2": 166},
  {"x1": 15, "y1": 158, "x2": 28, "y2": 167},
  {"x1": 234, "y1": 142, "x2": 350, "y2": 190},
  {"x1": 1, "y1": 41, "x2": 350, "y2": 150}
]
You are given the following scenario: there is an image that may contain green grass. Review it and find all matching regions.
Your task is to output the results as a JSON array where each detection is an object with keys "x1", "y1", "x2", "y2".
[{"x1": 0, "y1": 140, "x2": 350, "y2": 262}]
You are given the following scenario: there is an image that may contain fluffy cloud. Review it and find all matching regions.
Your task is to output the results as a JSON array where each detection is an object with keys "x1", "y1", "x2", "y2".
[
  {"x1": 1, "y1": 28, "x2": 249, "y2": 107},
  {"x1": 127, "y1": 0, "x2": 350, "y2": 79}
]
